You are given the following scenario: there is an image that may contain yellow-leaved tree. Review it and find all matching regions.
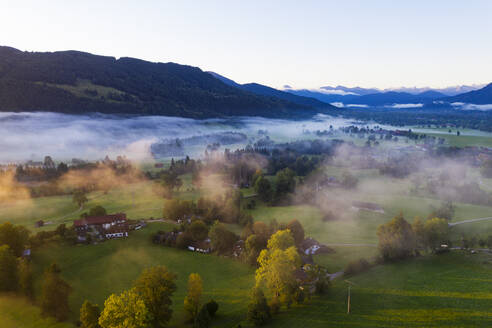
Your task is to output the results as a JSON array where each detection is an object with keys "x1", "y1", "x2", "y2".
[
  {"x1": 99, "y1": 288, "x2": 151, "y2": 328},
  {"x1": 183, "y1": 273, "x2": 203, "y2": 321},
  {"x1": 255, "y1": 229, "x2": 301, "y2": 306}
]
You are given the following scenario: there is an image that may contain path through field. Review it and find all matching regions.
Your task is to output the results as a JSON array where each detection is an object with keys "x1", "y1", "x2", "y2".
[{"x1": 449, "y1": 217, "x2": 492, "y2": 226}]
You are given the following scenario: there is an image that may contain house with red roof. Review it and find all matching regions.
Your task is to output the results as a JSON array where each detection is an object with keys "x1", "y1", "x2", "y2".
[{"x1": 74, "y1": 213, "x2": 129, "y2": 241}]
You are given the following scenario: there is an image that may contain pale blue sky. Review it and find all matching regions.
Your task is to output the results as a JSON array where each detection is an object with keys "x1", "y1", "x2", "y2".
[{"x1": 1, "y1": 0, "x2": 491, "y2": 89}]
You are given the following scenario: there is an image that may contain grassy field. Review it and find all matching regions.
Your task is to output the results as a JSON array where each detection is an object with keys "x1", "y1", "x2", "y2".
[
  {"x1": 1, "y1": 158, "x2": 492, "y2": 327},
  {"x1": 18, "y1": 222, "x2": 492, "y2": 328},
  {"x1": 0, "y1": 295, "x2": 75, "y2": 328},
  {"x1": 30, "y1": 222, "x2": 255, "y2": 327},
  {"x1": 270, "y1": 251, "x2": 492, "y2": 328},
  {"x1": 0, "y1": 177, "x2": 200, "y2": 230}
]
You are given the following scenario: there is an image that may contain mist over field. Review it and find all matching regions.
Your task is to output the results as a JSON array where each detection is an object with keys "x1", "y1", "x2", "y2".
[{"x1": 0, "y1": 112, "x2": 360, "y2": 163}]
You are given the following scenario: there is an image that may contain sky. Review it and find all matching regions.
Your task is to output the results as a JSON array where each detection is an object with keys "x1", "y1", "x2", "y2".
[{"x1": 1, "y1": 0, "x2": 491, "y2": 89}]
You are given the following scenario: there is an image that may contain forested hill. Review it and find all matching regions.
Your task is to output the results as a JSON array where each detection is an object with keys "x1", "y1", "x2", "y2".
[
  {"x1": 0, "y1": 46, "x2": 328, "y2": 118},
  {"x1": 443, "y1": 83, "x2": 492, "y2": 104}
]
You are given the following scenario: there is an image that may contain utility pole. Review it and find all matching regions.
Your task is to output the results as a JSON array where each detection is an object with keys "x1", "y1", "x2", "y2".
[
  {"x1": 347, "y1": 284, "x2": 351, "y2": 314},
  {"x1": 344, "y1": 280, "x2": 356, "y2": 315}
]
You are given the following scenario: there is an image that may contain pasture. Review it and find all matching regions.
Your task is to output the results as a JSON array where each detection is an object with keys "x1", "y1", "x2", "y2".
[{"x1": 29, "y1": 222, "x2": 255, "y2": 327}]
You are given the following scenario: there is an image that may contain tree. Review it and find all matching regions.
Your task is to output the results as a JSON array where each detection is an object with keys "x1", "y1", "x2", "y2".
[
  {"x1": 0, "y1": 222, "x2": 30, "y2": 257},
  {"x1": 247, "y1": 287, "x2": 271, "y2": 326},
  {"x1": 88, "y1": 205, "x2": 107, "y2": 217},
  {"x1": 187, "y1": 220, "x2": 209, "y2": 242},
  {"x1": 195, "y1": 304, "x2": 211, "y2": 328},
  {"x1": 133, "y1": 266, "x2": 177, "y2": 328},
  {"x1": 266, "y1": 229, "x2": 295, "y2": 251},
  {"x1": 429, "y1": 201, "x2": 455, "y2": 221},
  {"x1": 286, "y1": 220, "x2": 304, "y2": 246},
  {"x1": 163, "y1": 199, "x2": 194, "y2": 221},
  {"x1": 205, "y1": 300, "x2": 218, "y2": 317},
  {"x1": 73, "y1": 190, "x2": 88, "y2": 208},
  {"x1": 255, "y1": 176, "x2": 273, "y2": 203},
  {"x1": 80, "y1": 300, "x2": 101, "y2": 328},
  {"x1": 423, "y1": 218, "x2": 450, "y2": 251},
  {"x1": 160, "y1": 171, "x2": 183, "y2": 197},
  {"x1": 252, "y1": 221, "x2": 271, "y2": 241},
  {"x1": 40, "y1": 263, "x2": 71, "y2": 321},
  {"x1": 0, "y1": 245, "x2": 18, "y2": 292},
  {"x1": 99, "y1": 288, "x2": 151, "y2": 328},
  {"x1": 18, "y1": 258, "x2": 33, "y2": 298},
  {"x1": 255, "y1": 230, "x2": 301, "y2": 305},
  {"x1": 274, "y1": 168, "x2": 296, "y2": 202},
  {"x1": 244, "y1": 234, "x2": 266, "y2": 266},
  {"x1": 209, "y1": 222, "x2": 238, "y2": 255},
  {"x1": 184, "y1": 273, "x2": 203, "y2": 322},
  {"x1": 377, "y1": 213, "x2": 416, "y2": 261}
]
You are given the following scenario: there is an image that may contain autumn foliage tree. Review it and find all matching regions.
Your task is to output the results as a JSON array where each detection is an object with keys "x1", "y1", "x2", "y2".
[
  {"x1": 80, "y1": 300, "x2": 101, "y2": 328},
  {"x1": 99, "y1": 288, "x2": 151, "y2": 328},
  {"x1": 377, "y1": 213, "x2": 416, "y2": 261},
  {"x1": 184, "y1": 273, "x2": 203, "y2": 323},
  {"x1": 255, "y1": 230, "x2": 301, "y2": 306},
  {"x1": 133, "y1": 266, "x2": 177, "y2": 328}
]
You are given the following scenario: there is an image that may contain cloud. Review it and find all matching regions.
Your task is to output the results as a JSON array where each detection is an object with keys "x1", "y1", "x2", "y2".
[
  {"x1": 330, "y1": 103, "x2": 369, "y2": 108},
  {"x1": 386, "y1": 103, "x2": 424, "y2": 109},
  {"x1": 346, "y1": 104, "x2": 369, "y2": 108},
  {"x1": 451, "y1": 102, "x2": 492, "y2": 111},
  {"x1": 316, "y1": 89, "x2": 358, "y2": 96}
]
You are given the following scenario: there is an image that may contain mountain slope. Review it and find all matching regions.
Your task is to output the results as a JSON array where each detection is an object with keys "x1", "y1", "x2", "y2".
[
  {"x1": 444, "y1": 83, "x2": 492, "y2": 104},
  {"x1": 207, "y1": 72, "x2": 334, "y2": 108},
  {"x1": 0, "y1": 46, "x2": 316, "y2": 118}
]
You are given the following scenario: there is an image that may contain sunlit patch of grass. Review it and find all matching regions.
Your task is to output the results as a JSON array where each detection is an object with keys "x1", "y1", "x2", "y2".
[{"x1": 0, "y1": 295, "x2": 75, "y2": 328}]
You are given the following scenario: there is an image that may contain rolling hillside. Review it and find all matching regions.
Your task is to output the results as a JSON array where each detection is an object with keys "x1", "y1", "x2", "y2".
[{"x1": 0, "y1": 46, "x2": 324, "y2": 118}]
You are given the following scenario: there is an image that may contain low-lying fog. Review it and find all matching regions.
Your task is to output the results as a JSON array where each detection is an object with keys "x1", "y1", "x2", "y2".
[{"x1": 0, "y1": 112, "x2": 368, "y2": 163}]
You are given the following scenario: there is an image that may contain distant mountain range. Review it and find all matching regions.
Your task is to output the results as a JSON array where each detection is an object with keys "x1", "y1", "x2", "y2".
[
  {"x1": 0, "y1": 45, "x2": 490, "y2": 117},
  {"x1": 207, "y1": 72, "x2": 332, "y2": 108},
  {"x1": 284, "y1": 84, "x2": 491, "y2": 108},
  {"x1": 0, "y1": 46, "x2": 334, "y2": 119}
]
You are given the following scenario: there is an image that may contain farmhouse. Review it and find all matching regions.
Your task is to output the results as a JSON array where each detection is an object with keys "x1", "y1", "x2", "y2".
[
  {"x1": 300, "y1": 238, "x2": 334, "y2": 255},
  {"x1": 187, "y1": 239, "x2": 212, "y2": 253},
  {"x1": 74, "y1": 213, "x2": 129, "y2": 241}
]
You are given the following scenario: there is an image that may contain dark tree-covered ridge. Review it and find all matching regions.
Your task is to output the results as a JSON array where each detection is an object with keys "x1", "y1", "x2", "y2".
[{"x1": 0, "y1": 46, "x2": 328, "y2": 118}]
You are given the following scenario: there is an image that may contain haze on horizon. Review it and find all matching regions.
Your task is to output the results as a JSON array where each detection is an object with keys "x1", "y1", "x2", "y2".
[{"x1": 1, "y1": 0, "x2": 491, "y2": 90}]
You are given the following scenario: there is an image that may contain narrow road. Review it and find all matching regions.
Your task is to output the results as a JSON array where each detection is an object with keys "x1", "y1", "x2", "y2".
[
  {"x1": 449, "y1": 217, "x2": 492, "y2": 226},
  {"x1": 324, "y1": 243, "x2": 377, "y2": 247},
  {"x1": 327, "y1": 271, "x2": 344, "y2": 281}
]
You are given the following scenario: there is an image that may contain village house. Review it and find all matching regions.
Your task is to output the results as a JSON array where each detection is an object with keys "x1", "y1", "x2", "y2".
[
  {"x1": 300, "y1": 238, "x2": 334, "y2": 255},
  {"x1": 74, "y1": 213, "x2": 129, "y2": 241},
  {"x1": 187, "y1": 238, "x2": 212, "y2": 253}
]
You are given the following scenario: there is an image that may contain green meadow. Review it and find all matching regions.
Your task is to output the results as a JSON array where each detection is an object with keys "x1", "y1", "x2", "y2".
[
  {"x1": 30, "y1": 222, "x2": 255, "y2": 327},
  {"x1": 0, "y1": 162, "x2": 491, "y2": 327},
  {"x1": 270, "y1": 251, "x2": 492, "y2": 328},
  {"x1": 0, "y1": 295, "x2": 75, "y2": 328}
]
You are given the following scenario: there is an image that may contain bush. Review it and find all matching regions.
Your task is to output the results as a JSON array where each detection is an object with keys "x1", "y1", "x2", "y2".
[
  {"x1": 205, "y1": 299, "x2": 219, "y2": 317},
  {"x1": 344, "y1": 258, "x2": 371, "y2": 276},
  {"x1": 195, "y1": 304, "x2": 211, "y2": 328}
]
